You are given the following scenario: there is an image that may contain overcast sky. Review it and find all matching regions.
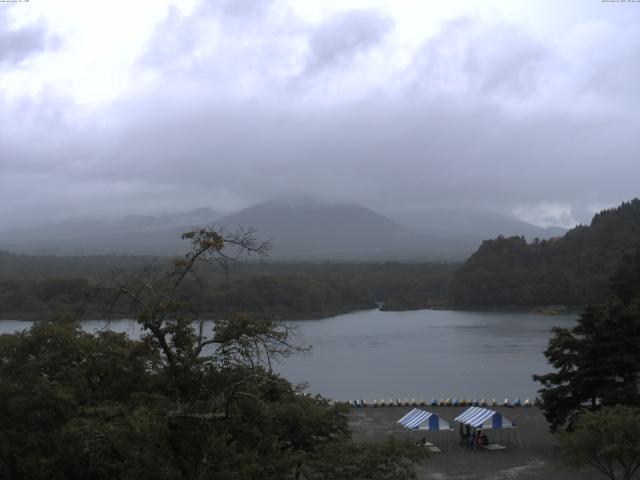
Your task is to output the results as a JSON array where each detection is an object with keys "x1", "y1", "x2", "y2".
[{"x1": 1, "y1": 0, "x2": 639, "y2": 230}]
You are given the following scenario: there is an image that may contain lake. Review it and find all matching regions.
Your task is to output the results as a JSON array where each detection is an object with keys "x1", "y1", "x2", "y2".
[
  {"x1": 0, "y1": 308, "x2": 577, "y2": 402},
  {"x1": 275, "y1": 309, "x2": 577, "y2": 402}
]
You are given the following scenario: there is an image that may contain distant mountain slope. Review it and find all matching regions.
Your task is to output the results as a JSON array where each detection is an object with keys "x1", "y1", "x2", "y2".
[
  {"x1": 0, "y1": 198, "x2": 568, "y2": 260},
  {"x1": 450, "y1": 199, "x2": 640, "y2": 307},
  {"x1": 215, "y1": 198, "x2": 413, "y2": 259},
  {"x1": 0, "y1": 208, "x2": 219, "y2": 255},
  {"x1": 388, "y1": 209, "x2": 565, "y2": 242}
]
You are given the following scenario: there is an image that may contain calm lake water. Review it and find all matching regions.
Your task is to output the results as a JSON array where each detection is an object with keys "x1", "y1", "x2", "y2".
[
  {"x1": 275, "y1": 309, "x2": 578, "y2": 402},
  {"x1": 0, "y1": 309, "x2": 577, "y2": 402}
]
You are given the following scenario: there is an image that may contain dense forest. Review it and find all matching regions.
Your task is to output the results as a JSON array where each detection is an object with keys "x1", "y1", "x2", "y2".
[
  {"x1": 534, "y1": 248, "x2": 640, "y2": 431},
  {"x1": 0, "y1": 253, "x2": 455, "y2": 320},
  {"x1": 0, "y1": 228, "x2": 427, "y2": 479},
  {"x1": 3, "y1": 199, "x2": 639, "y2": 319},
  {"x1": 450, "y1": 199, "x2": 640, "y2": 308}
]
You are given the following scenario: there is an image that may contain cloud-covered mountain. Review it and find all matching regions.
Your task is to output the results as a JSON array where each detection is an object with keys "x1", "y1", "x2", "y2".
[
  {"x1": 214, "y1": 197, "x2": 410, "y2": 259},
  {"x1": 0, "y1": 197, "x2": 567, "y2": 259}
]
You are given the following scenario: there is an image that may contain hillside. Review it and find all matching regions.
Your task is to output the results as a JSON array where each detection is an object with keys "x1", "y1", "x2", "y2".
[
  {"x1": 215, "y1": 198, "x2": 556, "y2": 260},
  {"x1": 388, "y1": 209, "x2": 565, "y2": 242},
  {"x1": 0, "y1": 198, "x2": 567, "y2": 260},
  {"x1": 450, "y1": 199, "x2": 640, "y2": 307},
  {"x1": 0, "y1": 208, "x2": 219, "y2": 255},
  {"x1": 0, "y1": 199, "x2": 466, "y2": 259},
  {"x1": 215, "y1": 197, "x2": 413, "y2": 259}
]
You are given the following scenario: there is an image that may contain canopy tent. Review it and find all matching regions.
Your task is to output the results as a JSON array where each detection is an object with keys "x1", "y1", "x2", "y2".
[
  {"x1": 454, "y1": 407, "x2": 515, "y2": 429},
  {"x1": 397, "y1": 408, "x2": 451, "y2": 431}
]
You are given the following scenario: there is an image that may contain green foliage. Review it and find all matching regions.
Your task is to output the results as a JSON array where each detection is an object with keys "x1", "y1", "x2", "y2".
[
  {"x1": 0, "y1": 250, "x2": 152, "y2": 281},
  {"x1": 0, "y1": 321, "x2": 171, "y2": 480},
  {"x1": 0, "y1": 278, "x2": 92, "y2": 320},
  {"x1": 0, "y1": 229, "x2": 427, "y2": 479},
  {"x1": 451, "y1": 199, "x2": 640, "y2": 307},
  {"x1": 303, "y1": 439, "x2": 428, "y2": 480},
  {"x1": 202, "y1": 274, "x2": 376, "y2": 319},
  {"x1": 0, "y1": 262, "x2": 455, "y2": 320},
  {"x1": 534, "y1": 249, "x2": 640, "y2": 431},
  {"x1": 557, "y1": 406, "x2": 640, "y2": 480},
  {"x1": 0, "y1": 315, "x2": 354, "y2": 479}
]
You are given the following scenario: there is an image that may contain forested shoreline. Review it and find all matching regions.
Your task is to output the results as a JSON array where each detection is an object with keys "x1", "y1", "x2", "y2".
[
  {"x1": 0, "y1": 258, "x2": 455, "y2": 321},
  {"x1": 2, "y1": 199, "x2": 639, "y2": 321},
  {"x1": 451, "y1": 199, "x2": 640, "y2": 308}
]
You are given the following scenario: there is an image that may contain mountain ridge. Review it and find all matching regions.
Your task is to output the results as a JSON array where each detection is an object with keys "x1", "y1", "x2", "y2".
[
  {"x1": 0, "y1": 198, "x2": 566, "y2": 260},
  {"x1": 450, "y1": 198, "x2": 640, "y2": 307},
  {"x1": 387, "y1": 208, "x2": 565, "y2": 241},
  {"x1": 0, "y1": 207, "x2": 220, "y2": 255}
]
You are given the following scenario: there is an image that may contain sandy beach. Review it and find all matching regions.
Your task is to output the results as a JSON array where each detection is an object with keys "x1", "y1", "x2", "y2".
[{"x1": 348, "y1": 406, "x2": 602, "y2": 480}]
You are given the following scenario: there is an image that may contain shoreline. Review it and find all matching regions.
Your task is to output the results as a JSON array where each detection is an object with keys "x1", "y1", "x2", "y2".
[
  {"x1": 0, "y1": 304, "x2": 583, "y2": 323},
  {"x1": 348, "y1": 406, "x2": 601, "y2": 480}
]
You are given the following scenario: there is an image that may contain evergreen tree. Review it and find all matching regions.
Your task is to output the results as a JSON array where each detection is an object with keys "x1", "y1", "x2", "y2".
[
  {"x1": 557, "y1": 406, "x2": 640, "y2": 480},
  {"x1": 452, "y1": 199, "x2": 640, "y2": 307},
  {"x1": 534, "y1": 249, "x2": 640, "y2": 431}
]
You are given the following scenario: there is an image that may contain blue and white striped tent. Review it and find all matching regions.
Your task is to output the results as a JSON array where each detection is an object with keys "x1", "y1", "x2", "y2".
[
  {"x1": 454, "y1": 407, "x2": 515, "y2": 429},
  {"x1": 397, "y1": 408, "x2": 451, "y2": 431}
]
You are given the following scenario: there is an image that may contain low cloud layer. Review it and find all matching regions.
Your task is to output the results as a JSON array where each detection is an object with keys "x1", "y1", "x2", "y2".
[
  {"x1": 0, "y1": 7, "x2": 54, "y2": 66},
  {"x1": 0, "y1": 0, "x2": 639, "y2": 231}
]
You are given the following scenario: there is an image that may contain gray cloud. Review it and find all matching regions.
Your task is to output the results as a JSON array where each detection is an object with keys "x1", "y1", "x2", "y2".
[
  {"x1": 303, "y1": 8, "x2": 393, "y2": 74},
  {"x1": 138, "y1": 0, "x2": 295, "y2": 74},
  {"x1": 410, "y1": 17, "x2": 551, "y2": 105},
  {"x1": 1, "y1": 3, "x2": 639, "y2": 232},
  {"x1": 0, "y1": 7, "x2": 56, "y2": 66},
  {"x1": 136, "y1": 5, "x2": 202, "y2": 70},
  {"x1": 7, "y1": 92, "x2": 635, "y2": 227}
]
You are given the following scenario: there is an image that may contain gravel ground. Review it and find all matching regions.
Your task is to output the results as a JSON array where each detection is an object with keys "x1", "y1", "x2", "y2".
[{"x1": 348, "y1": 406, "x2": 602, "y2": 480}]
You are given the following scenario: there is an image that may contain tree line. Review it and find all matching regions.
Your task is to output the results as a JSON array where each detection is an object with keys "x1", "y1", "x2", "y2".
[
  {"x1": 535, "y1": 248, "x2": 640, "y2": 480},
  {"x1": 451, "y1": 199, "x2": 640, "y2": 308},
  {"x1": 0, "y1": 258, "x2": 455, "y2": 321},
  {"x1": 0, "y1": 228, "x2": 427, "y2": 480}
]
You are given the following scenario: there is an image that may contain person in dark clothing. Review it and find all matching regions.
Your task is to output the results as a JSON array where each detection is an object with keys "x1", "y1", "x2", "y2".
[{"x1": 460, "y1": 424, "x2": 471, "y2": 444}]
